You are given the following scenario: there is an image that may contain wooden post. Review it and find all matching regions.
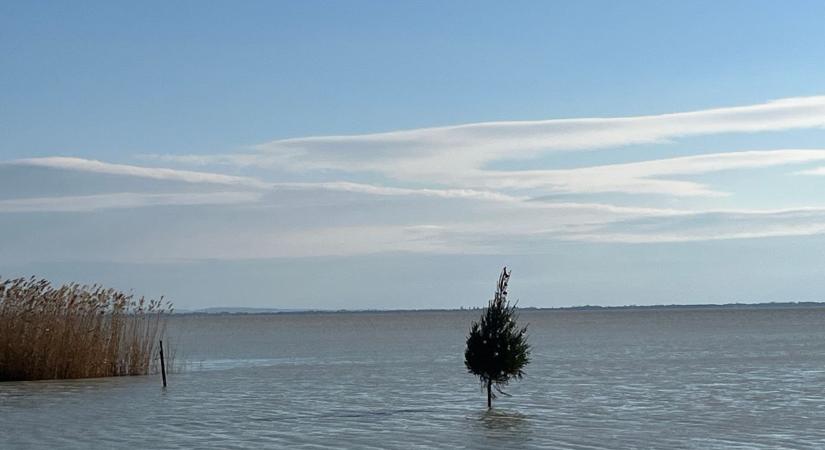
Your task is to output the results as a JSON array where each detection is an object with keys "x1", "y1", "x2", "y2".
[{"x1": 159, "y1": 339, "x2": 167, "y2": 388}]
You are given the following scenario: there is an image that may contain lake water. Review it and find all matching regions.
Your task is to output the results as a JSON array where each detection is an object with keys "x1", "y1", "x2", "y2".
[{"x1": 3, "y1": 308, "x2": 825, "y2": 449}]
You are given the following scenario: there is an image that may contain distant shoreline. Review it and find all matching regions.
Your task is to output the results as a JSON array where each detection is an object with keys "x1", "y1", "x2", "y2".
[{"x1": 175, "y1": 301, "x2": 825, "y2": 316}]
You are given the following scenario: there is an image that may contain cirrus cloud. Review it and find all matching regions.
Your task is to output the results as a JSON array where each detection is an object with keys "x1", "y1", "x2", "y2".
[{"x1": 151, "y1": 96, "x2": 825, "y2": 184}]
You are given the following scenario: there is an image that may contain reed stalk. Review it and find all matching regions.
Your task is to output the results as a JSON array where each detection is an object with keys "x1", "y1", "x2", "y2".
[{"x1": 0, "y1": 276, "x2": 173, "y2": 381}]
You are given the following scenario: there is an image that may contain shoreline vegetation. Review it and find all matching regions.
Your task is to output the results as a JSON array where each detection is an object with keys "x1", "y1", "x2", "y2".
[{"x1": 0, "y1": 277, "x2": 173, "y2": 382}]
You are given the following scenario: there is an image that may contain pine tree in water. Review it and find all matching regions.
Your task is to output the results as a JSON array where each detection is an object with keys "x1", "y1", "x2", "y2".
[{"x1": 464, "y1": 267, "x2": 531, "y2": 408}]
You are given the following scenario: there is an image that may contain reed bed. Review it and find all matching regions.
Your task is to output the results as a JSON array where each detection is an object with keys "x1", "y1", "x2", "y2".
[{"x1": 0, "y1": 277, "x2": 173, "y2": 382}]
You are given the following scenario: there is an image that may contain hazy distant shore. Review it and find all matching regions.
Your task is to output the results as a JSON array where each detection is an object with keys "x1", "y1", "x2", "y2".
[{"x1": 176, "y1": 301, "x2": 825, "y2": 315}]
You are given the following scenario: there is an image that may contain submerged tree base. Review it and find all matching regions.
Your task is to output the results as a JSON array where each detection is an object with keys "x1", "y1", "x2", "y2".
[{"x1": 0, "y1": 277, "x2": 173, "y2": 382}]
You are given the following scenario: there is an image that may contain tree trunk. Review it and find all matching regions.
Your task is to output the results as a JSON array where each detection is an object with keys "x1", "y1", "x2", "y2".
[{"x1": 487, "y1": 380, "x2": 492, "y2": 408}]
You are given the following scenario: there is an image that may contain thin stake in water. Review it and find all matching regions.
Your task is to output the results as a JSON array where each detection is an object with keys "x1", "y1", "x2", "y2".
[{"x1": 159, "y1": 339, "x2": 167, "y2": 388}]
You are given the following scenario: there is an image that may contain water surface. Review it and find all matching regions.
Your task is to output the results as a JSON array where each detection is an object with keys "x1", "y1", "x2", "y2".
[{"x1": 3, "y1": 308, "x2": 825, "y2": 448}]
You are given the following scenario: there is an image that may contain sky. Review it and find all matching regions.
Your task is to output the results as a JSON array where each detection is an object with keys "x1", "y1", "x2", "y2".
[{"x1": 3, "y1": 1, "x2": 825, "y2": 309}]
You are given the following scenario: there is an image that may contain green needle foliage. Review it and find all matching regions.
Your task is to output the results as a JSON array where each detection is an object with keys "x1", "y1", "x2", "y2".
[{"x1": 464, "y1": 267, "x2": 530, "y2": 408}]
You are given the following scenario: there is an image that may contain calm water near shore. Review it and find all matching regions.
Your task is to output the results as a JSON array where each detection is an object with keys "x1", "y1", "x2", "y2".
[{"x1": 3, "y1": 307, "x2": 825, "y2": 449}]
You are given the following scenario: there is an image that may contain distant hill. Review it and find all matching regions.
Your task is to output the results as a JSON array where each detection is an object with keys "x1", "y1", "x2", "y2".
[
  {"x1": 174, "y1": 301, "x2": 825, "y2": 315},
  {"x1": 532, "y1": 301, "x2": 825, "y2": 311},
  {"x1": 182, "y1": 307, "x2": 312, "y2": 314}
]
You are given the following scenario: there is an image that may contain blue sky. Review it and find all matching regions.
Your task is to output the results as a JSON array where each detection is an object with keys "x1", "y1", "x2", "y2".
[{"x1": 3, "y1": 1, "x2": 825, "y2": 309}]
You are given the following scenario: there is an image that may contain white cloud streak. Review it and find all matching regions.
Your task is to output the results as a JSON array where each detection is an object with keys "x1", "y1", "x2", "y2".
[
  {"x1": 19, "y1": 149, "x2": 825, "y2": 199},
  {"x1": 560, "y1": 207, "x2": 825, "y2": 244},
  {"x1": 797, "y1": 167, "x2": 825, "y2": 176},
  {"x1": 8, "y1": 157, "x2": 269, "y2": 188},
  {"x1": 412, "y1": 207, "x2": 825, "y2": 249},
  {"x1": 155, "y1": 96, "x2": 825, "y2": 183},
  {"x1": 270, "y1": 181, "x2": 527, "y2": 202},
  {"x1": 5, "y1": 157, "x2": 530, "y2": 204},
  {"x1": 482, "y1": 149, "x2": 825, "y2": 196},
  {"x1": 0, "y1": 192, "x2": 263, "y2": 212}
]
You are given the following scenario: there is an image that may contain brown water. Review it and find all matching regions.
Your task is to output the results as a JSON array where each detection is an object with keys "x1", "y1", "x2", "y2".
[{"x1": 2, "y1": 308, "x2": 825, "y2": 448}]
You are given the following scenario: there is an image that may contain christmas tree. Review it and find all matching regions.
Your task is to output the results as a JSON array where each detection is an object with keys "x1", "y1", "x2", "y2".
[{"x1": 464, "y1": 267, "x2": 531, "y2": 408}]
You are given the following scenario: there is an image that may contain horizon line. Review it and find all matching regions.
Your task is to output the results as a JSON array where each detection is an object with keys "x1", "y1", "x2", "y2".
[{"x1": 177, "y1": 301, "x2": 825, "y2": 315}]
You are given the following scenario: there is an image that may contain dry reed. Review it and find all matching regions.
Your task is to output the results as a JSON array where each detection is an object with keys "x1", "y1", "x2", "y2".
[{"x1": 0, "y1": 276, "x2": 173, "y2": 382}]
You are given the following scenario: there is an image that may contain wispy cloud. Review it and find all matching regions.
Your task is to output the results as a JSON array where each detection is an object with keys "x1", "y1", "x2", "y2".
[
  {"x1": 483, "y1": 149, "x2": 825, "y2": 196},
  {"x1": 6, "y1": 96, "x2": 825, "y2": 261},
  {"x1": 5, "y1": 157, "x2": 528, "y2": 204},
  {"x1": 19, "y1": 148, "x2": 825, "y2": 199},
  {"x1": 560, "y1": 208, "x2": 825, "y2": 244},
  {"x1": 8, "y1": 157, "x2": 269, "y2": 188},
  {"x1": 4, "y1": 169, "x2": 825, "y2": 260},
  {"x1": 270, "y1": 181, "x2": 526, "y2": 202},
  {"x1": 152, "y1": 96, "x2": 825, "y2": 184},
  {"x1": 0, "y1": 192, "x2": 263, "y2": 213},
  {"x1": 404, "y1": 206, "x2": 825, "y2": 250},
  {"x1": 796, "y1": 166, "x2": 825, "y2": 176}
]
